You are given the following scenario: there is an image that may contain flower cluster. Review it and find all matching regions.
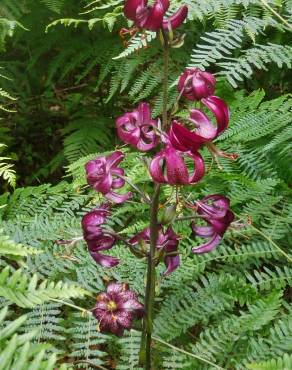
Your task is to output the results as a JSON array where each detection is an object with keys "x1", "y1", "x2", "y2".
[
  {"x1": 81, "y1": 204, "x2": 118, "y2": 267},
  {"x1": 78, "y1": 2, "x2": 236, "y2": 336},
  {"x1": 124, "y1": 0, "x2": 188, "y2": 32},
  {"x1": 85, "y1": 151, "x2": 131, "y2": 204},
  {"x1": 191, "y1": 195, "x2": 234, "y2": 254},
  {"x1": 93, "y1": 282, "x2": 143, "y2": 336},
  {"x1": 129, "y1": 226, "x2": 180, "y2": 275}
]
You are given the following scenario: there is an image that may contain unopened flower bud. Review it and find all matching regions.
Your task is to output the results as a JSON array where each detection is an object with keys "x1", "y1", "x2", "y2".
[{"x1": 159, "y1": 204, "x2": 177, "y2": 224}]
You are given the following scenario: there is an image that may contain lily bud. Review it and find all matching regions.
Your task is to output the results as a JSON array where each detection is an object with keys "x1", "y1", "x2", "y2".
[{"x1": 159, "y1": 204, "x2": 177, "y2": 224}]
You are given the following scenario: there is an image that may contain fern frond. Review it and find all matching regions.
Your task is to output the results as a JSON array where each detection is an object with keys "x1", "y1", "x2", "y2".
[{"x1": 0, "y1": 266, "x2": 90, "y2": 308}]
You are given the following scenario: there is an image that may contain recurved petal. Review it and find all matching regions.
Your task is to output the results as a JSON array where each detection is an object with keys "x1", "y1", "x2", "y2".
[
  {"x1": 165, "y1": 146, "x2": 189, "y2": 185},
  {"x1": 94, "y1": 173, "x2": 112, "y2": 194},
  {"x1": 149, "y1": 151, "x2": 167, "y2": 183},
  {"x1": 140, "y1": 0, "x2": 169, "y2": 31},
  {"x1": 169, "y1": 121, "x2": 204, "y2": 151},
  {"x1": 191, "y1": 223, "x2": 215, "y2": 237},
  {"x1": 138, "y1": 102, "x2": 151, "y2": 125},
  {"x1": 192, "y1": 233, "x2": 222, "y2": 254},
  {"x1": 202, "y1": 96, "x2": 230, "y2": 136},
  {"x1": 124, "y1": 0, "x2": 145, "y2": 20},
  {"x1": 189, "y1": 109, "x2": 217, "y2": 140},
  {"x1": 89, "y1": 251, "x2": 120, "y2": 267},
  {"x1": 111, "y1": 177, "x2": 125, "y2": 189},
  {"x1": 188, "y1": 151, "x2": 205, "y2": 184},
  {"x1": 106, "y1": 151, "x2": 124, "y2": 169},
  {"x1": 162, "y1": 5, "x2": 188, "y2": 30},
  {"x1": 163, "y1": 254, "x2": 180, "y2": 276},
  {"x1": 87, "y1": 235, "x2": 116, "y2": 251},
  {"x1": 105, "y1": 191, "x2": 132, "y2": 204}
]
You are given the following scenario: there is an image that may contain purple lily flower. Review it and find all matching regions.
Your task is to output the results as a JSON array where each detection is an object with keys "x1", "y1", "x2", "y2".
[
  {"x1": 169, "y1": 96, "x2": 230, "y2": 152},
  {"x1": 116, "y1": 102, "x2": 159, "y2": 152},
  {"x1": 129, "y1": 226, "x2": 180, "y2": 275},
  {"x1": 93, "y1": 282, "x2": 144, "y2": 336},
  {"x1": 82, "y1": 205, "x2": 119, "y2": 268},
  {"x1": 178, "y1": 68, "x2": 216, "y2": 101},
  {"x1": 149, "y1": 145, "x2": 205, "y2": 185},
  {"x1": 85, "y1": 151, "x2": 132, "y2": 204},
  {"x1": 124, "y1": 0, "x2": 188, "y2": 31},
  {"x1": 191, "y1": 194, "x2": 234, "y2": 254}
]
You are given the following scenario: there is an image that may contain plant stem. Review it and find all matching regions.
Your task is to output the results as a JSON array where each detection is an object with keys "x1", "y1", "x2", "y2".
[{"x1": 140, "y1": 30, "x2": 169, "y2": 370}]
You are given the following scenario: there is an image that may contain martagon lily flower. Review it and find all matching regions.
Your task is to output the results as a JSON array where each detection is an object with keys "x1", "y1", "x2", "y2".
[
  {"x1": 129, "y1": 225, "x2": 180, "y2": 275},
  {"x1": 93, "y1": 282, "x2": 144, "y2": 336},
  {"x1": 191, "y1": 194, "x2": 234, "y2": 254},
  {"x1": 85, "y1": 151, "x2": 132, "y2": 204},
  {"x1": 124, "y1": 0, "x2": 188, "y2": 31},
  {"x1": 178, "y1": 68, "x2": 216, "y2": 101},
  {"x1": 116, "y1": 102, "x2": 159, "y2": 151},
  {"x1": 169, "y1": 96, "x2": 230, "y2": 152},
  {"x1": 149, "y1": 145, "x2": 205, "y2": 185},
  {"x1": 82, "y1": 205, "x2": 119, "y2": 268}
]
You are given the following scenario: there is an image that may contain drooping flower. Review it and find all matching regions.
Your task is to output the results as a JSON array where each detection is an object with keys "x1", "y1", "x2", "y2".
[
  {"x1": 191, "y1": 194, "x2": 234, "y2": 254},
  {"x1": 116, "y1": 102, "x2": 159, "y2": 151},
  {"x1": 149, "y1": 145, "x2": 205, "y2": 185},
  {"x1": 93, "y1": 282, "x2": 144, "y2": 336},
  {"x1": 85, "y1": 151, "x2": 132, "y2": 204},
  {"x1": 82, "y1": 205, "x2": 119, "y2": 268},
  {"x1": 124, "y1": 0, "x2": 188, "y2": 31},
  {"x1": 178, "y1": 68, "x2": 216, "y2": 101},
  {"x1": 129, "y1": 225, "x2": 180, "y2": 275},
  {"x1": 169, "y1": 96, "x2": 229, "y2": 152}
]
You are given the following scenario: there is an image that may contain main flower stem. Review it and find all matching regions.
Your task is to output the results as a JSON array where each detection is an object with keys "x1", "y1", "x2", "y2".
[{"x1": 141, "y1": 30, "x2": 169, "y2": 370}]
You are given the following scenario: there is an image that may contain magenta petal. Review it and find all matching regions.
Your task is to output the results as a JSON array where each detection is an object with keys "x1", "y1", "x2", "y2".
[
  {"x1": 89, "y1": 251, "x2": 120, "y2": 267},
  {"x1": 116, "y1": 311, "x2": 134, "y2": 328},
  {"x1": 149, "y1": 152, "x2": 167, "y2": 183},
  {"x1": 112, "y1": 177, "x2": 125, "y2": 189},
  {"x1": 192, "y1": 233, "x2": 222, "y2": 254},
  {"x1": 140, "y1": 0, "x2": 167, "y2": 30},
  {"x1": 189, "y1": 109, "x2": 217, "y2": 140},
  {"x1": 188, "y1": 151, "x2": 205, "y2": 184},
  {"x1": 138, "y1": 102, "x2": 151, "y2": 125},
  {"x1": 106, "y1": 151, "x2": 124, "y2": 169},
  {"x1": 169, "y1": 121, "x2": 204, "y2": 151},
  {"x1": 87, "y1": 236, "x2": 115, "y2": 252},
  {"x1": 191, "y1": 223, "x2": 215, "y2": 237},
  {"x1": 106, "y1": 191, "x2": 132, "y2": 204},
  {"x1": 165, "y1": 147, "x2": 189, "y2": 185},
  {"x1": 124, "y1": 0, "x2": 145, "y2": 20},
  {"x1": 163, "y1": 254, "x2": 180, "y2": 276},
  {"x1": 209, "y1": 210, "x2": 235, "y2": 236},
  {"x1": 95, "y1": 173, "x2": 112, "y2": 194},
  {"x1": 202, "y1": 96, "x2": 230, "y2": 136},
  {"x1": 107, "y1": 282, "x2": 124, "y2": 294},
  {"x1": 118, "y1": 299, "x2": 144, "y2": 312},
  {"x1": 162, "y1": 5, "x2": 188, "y2": 30}
]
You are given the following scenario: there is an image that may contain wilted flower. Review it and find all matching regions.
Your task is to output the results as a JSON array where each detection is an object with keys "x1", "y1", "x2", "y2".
[
  {"x1": 116, "y1": 102, "x2": 159, "y2": 151},
  {"x1": 93, "y1": 282, "x2": 144, "y2": 336},
  {"x1": 149, "y1": 145, "x2": 205, "y2": 185},
  {"x1": 169, "y1": 96, "x2": 229, "y2": 152},
  {"x1": 191, "y1": 194, "x2": 234, "y2": 254},
  {"x1": 178, "y1": 68, "x2": 216, "y2": 101},
  {"x1": 85, "y1": 151, "x2": 132, "y2": 204},
  {"x1": 129, "y1": 225, "x2": 180, "y2": 275},
  {"x1": 124, "y1": 0, "x2": 188, "y2": 31},
  {"x1": 82, "y1": 205, "x2": 119, "y2": 268}
]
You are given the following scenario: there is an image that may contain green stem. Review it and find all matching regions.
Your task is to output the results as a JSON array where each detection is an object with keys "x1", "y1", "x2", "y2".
[{"x1": 140, "y1": 30, "x2": 169, "y2": 370}]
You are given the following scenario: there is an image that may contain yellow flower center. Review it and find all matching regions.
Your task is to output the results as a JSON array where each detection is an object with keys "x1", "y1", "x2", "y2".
[{"x1": 107, "y1": 300, "x2": 117, "y2": 311}]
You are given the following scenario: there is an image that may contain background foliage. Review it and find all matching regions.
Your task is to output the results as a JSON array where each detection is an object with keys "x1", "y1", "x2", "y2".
[{"x1": 0, "y1": 0, "x2": 291, "y2": 369}]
